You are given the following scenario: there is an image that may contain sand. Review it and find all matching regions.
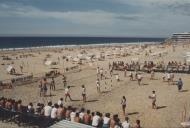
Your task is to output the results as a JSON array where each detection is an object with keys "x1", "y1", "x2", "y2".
[{"x1": 0, "y1": 43, "x2": 190, "y2": 128}]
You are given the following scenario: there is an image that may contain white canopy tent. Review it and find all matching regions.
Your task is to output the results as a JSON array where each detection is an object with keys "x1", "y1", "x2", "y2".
[{"x1": 6, "y1": 65, "x2": 13, "y2": 73}]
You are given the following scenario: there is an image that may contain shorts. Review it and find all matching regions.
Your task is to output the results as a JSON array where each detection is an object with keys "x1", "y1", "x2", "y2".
[
  {"x1": 65, "y1": 93, "x2": 70, "y2": 97},
  {"x1": 152, "y1": 100, "x2": 156, "y2": 105},
  {"x1": 82, "y1": 94, "x2": 86, "y2": 97},
  {"x1": 122, "y1": 105, "x2": 126, "y2": 109}
]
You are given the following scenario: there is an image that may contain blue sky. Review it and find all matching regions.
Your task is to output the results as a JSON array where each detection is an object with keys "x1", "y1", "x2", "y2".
[{"x1": 0, "y1": 0, "x2": 190, "y2": 37}]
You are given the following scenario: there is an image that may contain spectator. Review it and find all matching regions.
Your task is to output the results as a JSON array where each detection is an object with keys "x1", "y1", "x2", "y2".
[
  {"x1": 92, "y1": 112, "x2": 100, "y2": 127},
  {"x1": 44, "y1": 101, "x2": 52, "y2": 117},
  {"x1": 102, "y1": 113, "x2": 110, "y2": 128},
  {"x1": 122, "y1": 117, "x2": 130, "y2": 128}
]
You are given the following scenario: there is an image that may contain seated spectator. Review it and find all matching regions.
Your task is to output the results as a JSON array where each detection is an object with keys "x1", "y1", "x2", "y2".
[
  {"x1": 134, "y1": 120, "x2": 141, "y2": 128},
  {"x1": 92, "y1": 111, "x2": 100, "y2": 127},
  {"x1": 74, "y1": 113, "x2": 80, "y2": 123},
  {"x1": 122, "y1": 117, "x2": 130, "y2": 128},
  {"x1": 27, "y1": 102, "x2": 35, "y2": 114},
  {"x1": 102, "y1": 113, "x2": 110, "y2": 128},
  {"x1": 57, "y1": 104, "x2": 65, "y2": 120},
  {"x1": 51, "y1": 103, "x2": 59, "y2": 121},
  {"x1": 58, "y1": 98, "x2": 63, "y2": 106},
  {"x1": 44, "y1": 101, "x2": 52, "y2": 117},
  {"x1": 65, "y1": 106, "x2": 72, "y2": 121},
  {"x1": 84, "y1": 110, "x2": 91, "y2": 125},
  {"x1": 79, "y1": 108, "x2": 85, "y2": 123},
  {"x1": 70, "y1": 108, "x2": 76, "y2": 122}
]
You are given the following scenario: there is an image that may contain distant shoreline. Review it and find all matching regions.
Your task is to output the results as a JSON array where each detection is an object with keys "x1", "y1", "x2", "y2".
[{"x1": 0, "y1": 41, "x2": 162, "y2": 51}]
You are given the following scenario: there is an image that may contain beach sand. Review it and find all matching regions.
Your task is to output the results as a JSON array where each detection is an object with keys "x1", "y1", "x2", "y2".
[{"x1": 1, "y1": 43, "x2": 190, "y2": 128}]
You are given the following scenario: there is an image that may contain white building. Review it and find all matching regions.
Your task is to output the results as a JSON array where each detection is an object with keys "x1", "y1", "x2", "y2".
[{"x1": 171, "y1": 32, "x2": 190, "y2": 43}]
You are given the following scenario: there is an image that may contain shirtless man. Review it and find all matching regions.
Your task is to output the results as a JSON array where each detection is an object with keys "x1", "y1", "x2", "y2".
[
  {"x1": 149, "y1": 91, "x2": 157, "y2": 109},
  {"x1": 81, "y1": 85, "x2": 86, "y2": 102}
]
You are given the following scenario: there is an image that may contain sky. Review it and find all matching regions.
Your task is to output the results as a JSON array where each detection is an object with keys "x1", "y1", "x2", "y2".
[{"x1": 0, "y1": 0, "x2": 190, "y2": 37}]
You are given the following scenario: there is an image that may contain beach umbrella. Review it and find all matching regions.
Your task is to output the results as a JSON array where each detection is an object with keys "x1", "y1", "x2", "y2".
[
  {"x1": 45, "y1": 60, "x2": 52, "y2": 66},
  {"x1": 73, "y1": 58, "x2": 80, "y2": 62}
]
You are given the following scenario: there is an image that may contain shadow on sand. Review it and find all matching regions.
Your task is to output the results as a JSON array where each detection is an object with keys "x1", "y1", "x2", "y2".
[
  {"x1": 157, "y1": 106, "x2": 167, "y2": 110},
  {"x1": 127, "y1": 112, "x2": 139, "y2": 115}
]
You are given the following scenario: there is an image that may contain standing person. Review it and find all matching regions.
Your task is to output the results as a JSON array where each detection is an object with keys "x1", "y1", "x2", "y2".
[
  {"x1": 116, "y1": 74, "x2": 120, "y2": 82},
  {"x1": 122, "y1": 117, "x2": 130, "y2": 128},
  {"x1": 20, "y1": 65, "x2": 23, "y2": 73},
  {"x1": 137, "y1": 74, "x2": 142, "y2": 86},
  {"x1": 65, "y1": 86, "x2": 72, "y2": 102},
  {"x1": 176, "y1": 78, "x2": 183, "y2": 92},
  {"x1": 39, "y1": 80, "x2": 43, "y2": 97},
  {"x1": 97, "y1": 67, "x2": 100, "y2": 78},
  {"x1": 167, "y1": 72, "x2": 171, "y2": 85},
  {"x1": 124, "y1": 69, "x2": 127, "y2": 77},
  {"x1": 50, "y1": 77, "x2": 55, "y2": 91},
  {"x1": 96, "y1": 79, "x2": 101, "y2": 93},
  {"x1": 170, "y1": 73, "x2": 175, "y2": 84},
  {"x1": 43, "y1": 78, "x2": 48, "y2": 97},
  {"x1": 129, "y1": 72, "x2": 133, "y2": 81},
  {"x1": 62, "y1": 75, "x2": 67, "y2": 88},
  {"x1": 81, "y1": 85, "x2": 86, "y2": 102},
  {"x1": 149, "y1": 91, "x2": 157, "y2": 109},
  {"x1": 150, "y1": 70, "x2": 154, "y2": 80},
  {"x1": 121, "y1": 96, "x2": 127, "y2": 116},
  {"x1": 100, "y1": 68, "x2": 104, "y2": 80}
]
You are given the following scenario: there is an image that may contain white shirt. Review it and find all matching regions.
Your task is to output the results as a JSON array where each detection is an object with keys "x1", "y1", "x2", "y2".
[
  {"x1": 79, "y1": 112, "x2": 85, "y2": 119},
  {"x1": 92, "y1": 115, "x2": 100, "y2": 126},
  {"x1": 96, "y1": 81, "x2": 100, "y2": 87},
  {"x1": 65, "y1": 88, "x2": 69, "y2": 94},
  {"x1": 70, "y1": 112, "x2": 76, "y2": 122},
  {"x1": 167, "y1": 73, "x2": 170, "y2": 79},
  {"x1": 137, "y1": 74, "x2": 142, "y2": 79},
  {"x1": 51, "y1": 107, "x2": 57, "y2": 119},
  {"x1": 152, "y1": 94, "x2": 156, "y2": 100},
  {"x1": 116, "y1": 75, "x2": 119, "y2": 79},
  {"x1": 82, "y1": 88, "x2": 86, "y2": 95},
  {"x1": 97, "y1": 68, "x2": 100, "y2": 74},
  {"x1": 44, "y1": 106, "x2": 52, "y2": 116},
  {"x1": 122, "y1": 121, "x2": 130, "y2": 128},
  {"x1": 58, "y1": 100, "x2": 63, "y2": 106},
  {"x1": 121, "y1": 99, "x2": 127, "y2": 106},
  {"x1": 103, "y1": 117, "x2": 110, "y2": 125}
]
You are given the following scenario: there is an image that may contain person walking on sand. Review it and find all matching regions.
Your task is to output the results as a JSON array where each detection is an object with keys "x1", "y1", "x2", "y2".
[
  {"x1": 116, "y1": 74, "x2": 120, "y2": 82},
  {"x1": 137, "y1": 74, "x2": 142, "y2": 85},
  {"x1": 65, "y1": 86, "x2": 72, "y2": 102},
  {"x1": 124, "y1": 69, "x2": 127, "y2": 77},
  {"x1": 149, "y1": 91, "x2": 157, "y2": 109},
  {"x1": 62, "y1": 75, "x2": 67, "y2": 88},
  {"x1": 81, "y1": 85, "x2": 86, "y2": 102},
  {"x1": 121, "y1": 96, "x2": 127, "y2": 116},
  {"x1": 96, "y1": 79, "x2": 101, "y2": 93},
  {"x1": 176, "y1": 78, "x2": 183, "y2": 92},
  {"x1": 50, "y1": 77, "x2": 55, "y2": 91},
  {"x1": 129, "y1": 72, "x2": 133, "y2": 81},
  {"x1": 167, "y1": 72, "x2": 171, "y2": 85},
  {"x1": 150, "y1": 70, "x2": 154, "y2": 80}
]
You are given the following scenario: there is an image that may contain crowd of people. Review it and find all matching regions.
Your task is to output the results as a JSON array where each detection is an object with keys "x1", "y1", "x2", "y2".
[{"x1": 0, "y1": 97, "x2": 142, "y2": 128}]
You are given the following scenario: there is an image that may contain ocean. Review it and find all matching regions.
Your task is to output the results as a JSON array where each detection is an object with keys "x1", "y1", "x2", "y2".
[{"x1": 0, "y1": 36, "x2": 165, "y2": 50}]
